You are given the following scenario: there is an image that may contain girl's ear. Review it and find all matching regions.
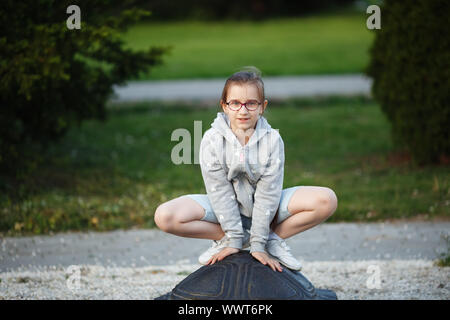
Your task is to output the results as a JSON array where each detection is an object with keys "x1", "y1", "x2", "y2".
[
  {"x1": 260, "y1": 99, "x2": 268, "y2": 115},
  {"x1": 220, "y1": 100, "x2": 227, "y2": 112}
]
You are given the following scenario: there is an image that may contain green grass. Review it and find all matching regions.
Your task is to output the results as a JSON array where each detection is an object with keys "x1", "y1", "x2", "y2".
[
  {"x1": 121, "y1": 12, "x2": 374, "y2": 80},
  {"x1": 1, "y1": 97, "x2": 449, "y2": 236}
]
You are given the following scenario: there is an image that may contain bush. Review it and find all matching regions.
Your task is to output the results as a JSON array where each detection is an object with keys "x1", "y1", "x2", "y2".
[
  {"x1": 0, "y1": 0, "x2": 169, "y2": 183},
  {"x1": 366, "y1": 0, "x2": 450, "y2": 165}
]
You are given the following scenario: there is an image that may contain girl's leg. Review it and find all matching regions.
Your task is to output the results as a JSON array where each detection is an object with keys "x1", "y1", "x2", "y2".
[
  {"x1": 272, "y1": 186, "x2": 338, "y2": 239},
  {"x1": 154, "y1": 195, "x2": 225, "y2": 240}
]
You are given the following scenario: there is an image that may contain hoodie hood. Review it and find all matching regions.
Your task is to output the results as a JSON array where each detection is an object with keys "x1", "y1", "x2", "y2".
[{"x1": 210, "y1": 112, "x2": 272, "y2": 146}]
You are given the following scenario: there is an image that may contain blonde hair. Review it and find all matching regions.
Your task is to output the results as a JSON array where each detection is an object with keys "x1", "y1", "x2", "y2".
[{"x1": 220, "y1": 66, "x2": 265, "y2": 105}]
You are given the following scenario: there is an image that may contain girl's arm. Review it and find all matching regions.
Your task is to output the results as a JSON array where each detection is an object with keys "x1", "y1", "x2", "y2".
[
  {"x1": 250, "y1": 131, "x2": 285, "y2": 253},
  {"x1": 199, "y1": 130, "x2": 244, "y2": 249}
]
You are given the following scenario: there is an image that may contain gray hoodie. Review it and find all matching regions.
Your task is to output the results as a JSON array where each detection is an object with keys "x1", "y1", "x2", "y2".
[{"x1": 199, "y1": 112, "x2": 285, "y2": 253}]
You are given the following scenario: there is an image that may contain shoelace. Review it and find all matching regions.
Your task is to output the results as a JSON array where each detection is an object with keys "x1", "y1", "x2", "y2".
[
  {"x1": 281, "y1": 240, "x2": 291, "y2": 251},
  {"x1": 212, "y1": 237, "x2": 227, "y2": 248},
  {"x1": 272, "y1": 238, "x2": 291, "y2": 252},
  {"x1": 212, "y1": 231, "x2": 250, "y2": 248}
]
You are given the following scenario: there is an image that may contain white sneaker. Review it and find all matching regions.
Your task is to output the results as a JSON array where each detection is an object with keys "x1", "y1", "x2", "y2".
[
  {"x1": 198, "y1": 231, "x2": 249, "y2": 265},
  {"x1": 198, "y1": 236, "x2": 230, "y2": 265},
  {"x1": 266, "y1": 238, "x2": 302, "y2": 271}
]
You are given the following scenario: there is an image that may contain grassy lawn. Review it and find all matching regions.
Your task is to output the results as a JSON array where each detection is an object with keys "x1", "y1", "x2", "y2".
[
  {"x1": 1, "y1": 97, "x2": 449, "y2": 236},
  {"x1": 122, "y1": 12, "x2": 374, "y2": 80}
]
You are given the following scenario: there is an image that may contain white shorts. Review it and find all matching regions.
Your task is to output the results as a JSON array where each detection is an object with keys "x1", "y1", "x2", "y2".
[{"x1": 185, "y1": 186, "x2": 301, "y2": 230}]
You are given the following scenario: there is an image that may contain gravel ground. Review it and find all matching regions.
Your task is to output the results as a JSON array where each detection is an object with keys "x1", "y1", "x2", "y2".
[
  {"x1": 2, "y1": 222, "x2": 449, "y2": 272},
  {"x1": 1, "y1": 222, "x2": 449, "y2": 300},
  {"x1": 0, "y1": 260, "x2": 448, "y2": 300}
]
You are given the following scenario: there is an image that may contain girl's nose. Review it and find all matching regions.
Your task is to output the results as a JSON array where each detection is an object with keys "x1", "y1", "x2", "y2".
[
  {"x1": 238, "y1": 112, "x2": 250, "y2": 118},
  {"x1": 238, "y1": 107, "x2": 250, "y2": 115}
]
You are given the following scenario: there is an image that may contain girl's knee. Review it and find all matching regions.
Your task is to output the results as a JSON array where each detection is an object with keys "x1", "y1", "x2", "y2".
[
  {"x1": 154, "y1": 203, "x2": 176, "y2": 232},
  {"x1": 316, "y1": 188, "x2": 338, "y2": 220}
]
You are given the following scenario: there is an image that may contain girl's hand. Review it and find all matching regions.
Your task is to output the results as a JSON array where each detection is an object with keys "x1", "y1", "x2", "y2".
[
  {"x1": 206, "y1": 247, "x2": 239, "y2": 265},
  {"x1": 251, "y1": 251, "x2": 283, "y2": 272}
]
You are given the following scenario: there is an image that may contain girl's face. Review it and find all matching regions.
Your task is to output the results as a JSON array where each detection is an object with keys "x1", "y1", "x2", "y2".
[{"x1": 221, "y1": 83, "x2": 268, "y2": 133}]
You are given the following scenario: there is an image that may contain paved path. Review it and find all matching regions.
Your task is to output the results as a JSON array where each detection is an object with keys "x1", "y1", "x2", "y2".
[
  {"x1": 110, "y1": 74, "x2": 372, "y2": 102},
  {"x1": 1, "y1": 221, "x2": 448, "y2": 272}
]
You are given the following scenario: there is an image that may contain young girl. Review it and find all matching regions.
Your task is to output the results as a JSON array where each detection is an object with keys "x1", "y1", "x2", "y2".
[{"x1": 154, "y1": 67, "x2": 338, "y2": 272}]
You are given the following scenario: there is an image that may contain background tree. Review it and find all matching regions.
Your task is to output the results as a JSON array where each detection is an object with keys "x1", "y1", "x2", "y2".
[
  {"x1": 366, "y1": 0, "x2": 449, "y2": 165},
  {"x1": 137, "y1": 0, "x2": 355, "y2": 21},
  {"x1": 0, "y1": 0, "x2": 169, "y2": 183}
]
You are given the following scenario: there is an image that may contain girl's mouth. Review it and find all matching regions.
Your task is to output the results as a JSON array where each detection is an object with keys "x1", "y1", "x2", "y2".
[{"x1": 237, "y1": 118, "x2": 249, "y2": 122}]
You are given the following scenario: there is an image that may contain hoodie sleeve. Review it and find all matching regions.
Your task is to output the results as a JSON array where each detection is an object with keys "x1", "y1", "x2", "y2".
[
  {"x1": 250, "y1": 131, "x2": 285, "y2": 253},
  {"x1": 199, "y1": 130, "x2": 244, "y2": 249}
]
